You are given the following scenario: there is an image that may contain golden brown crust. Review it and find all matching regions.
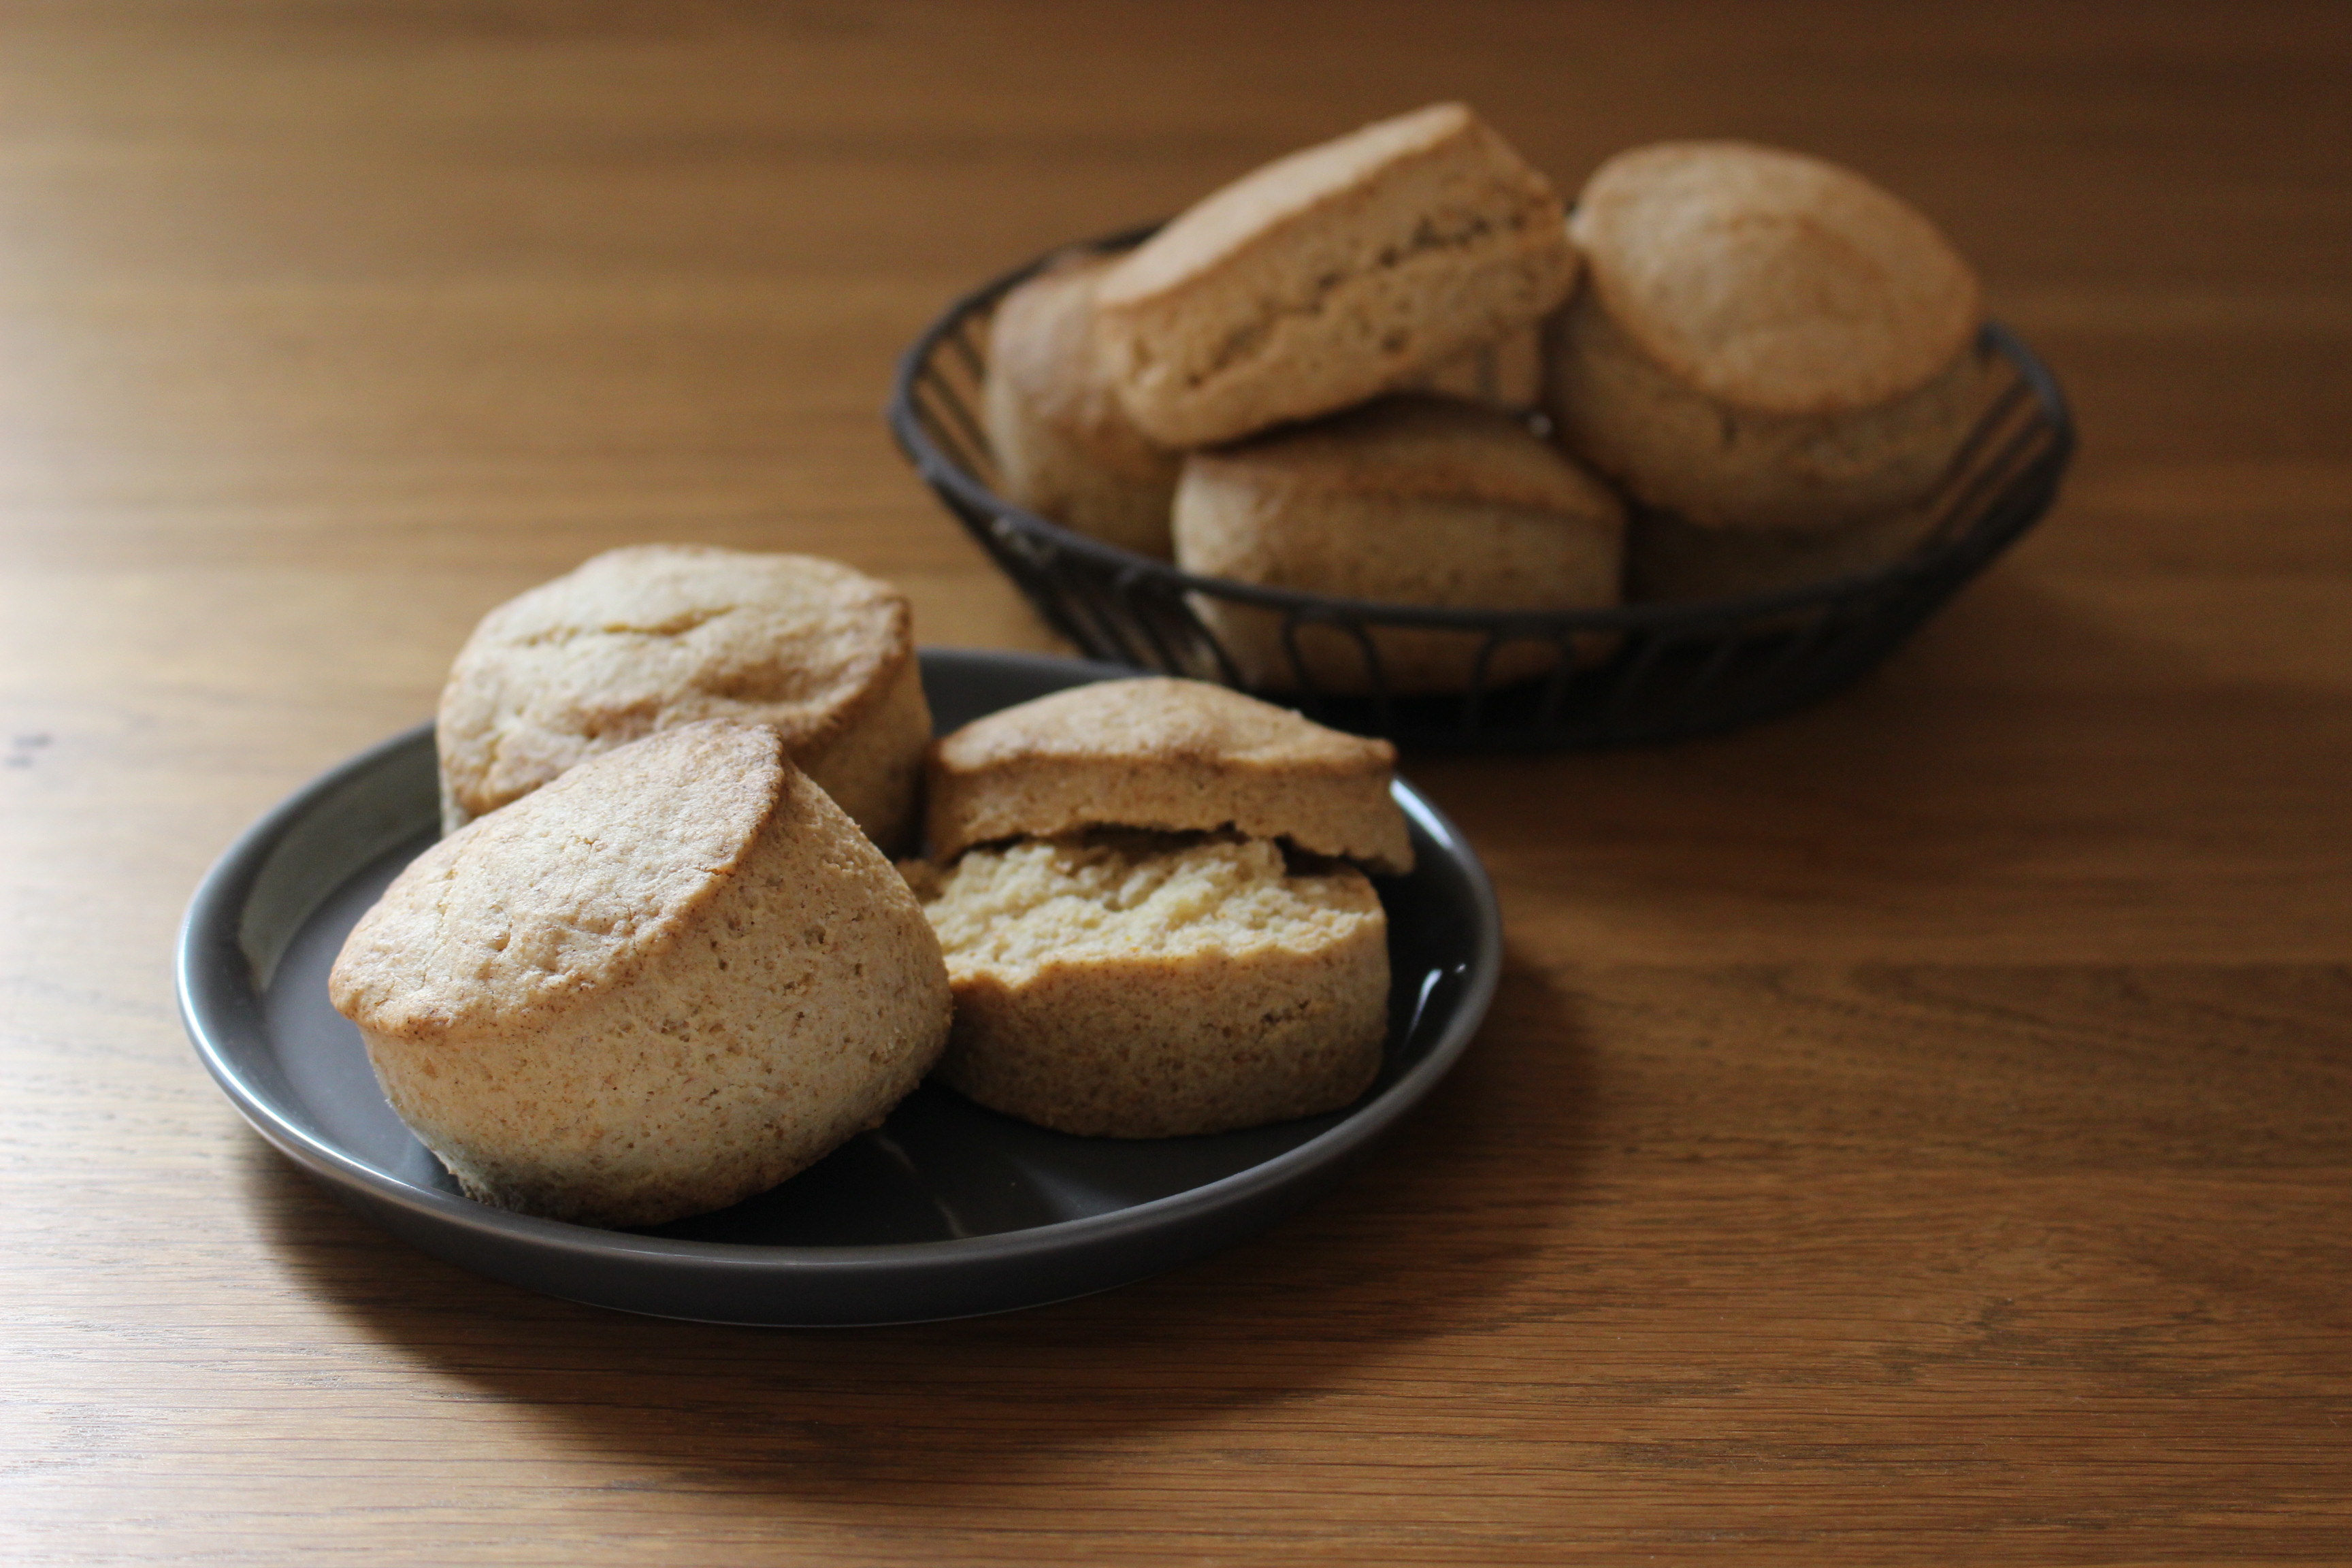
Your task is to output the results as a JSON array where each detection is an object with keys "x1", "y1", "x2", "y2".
[
  {"x1": 1189, "y1": 393, "x2": 1617, "y2": 513},
  {"x1": 1094, "y1": 103, "x2": 1579, "y2": 447},
  {"x1": 1569, "y1": 140, "x2": 1982, "y2": 417},
  {"x1": 435, "y1": 544, "x2": 928, "y2": 851},
  {"x1": 983, "y1": 250, "x2": 1181, "y2": 556},
  {"x1": 331, "y1": 720, "x2": 953, "y2": 1229},
  {"x1": 927, "y1": 676, "x2": 1413, "y2": 875},
  {"x1": 1548, "y1": 292, "x2": 1995, "y2": 534},
  {"x1": 1171, "y1": 397, "x2": 1624, "y2": 693}
]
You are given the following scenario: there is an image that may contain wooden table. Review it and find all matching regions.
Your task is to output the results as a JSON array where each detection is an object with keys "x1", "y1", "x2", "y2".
[{"x1": 5, "y1": 4, "x2": 2348, "y2": 1562}]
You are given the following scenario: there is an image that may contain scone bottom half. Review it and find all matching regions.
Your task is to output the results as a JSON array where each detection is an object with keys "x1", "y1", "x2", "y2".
[
  {"x1": 906, "y1": 678, "x2": 1411, "y2": 1139},
  {"x1": 329, "y1": 719, "x2": 953, "y2": 1230},
  {"x1": 914, "y1": 833, "x2": 1390, "y2": 1139}
]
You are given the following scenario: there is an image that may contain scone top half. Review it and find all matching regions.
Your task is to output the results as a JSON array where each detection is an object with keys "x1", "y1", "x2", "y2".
[
  {"x1": 925, "y1": 676, "x2": 1414, "y2": 876},
  {"x1": 1569, "y1": 140, "x2": 1982, "y2": 419},
  {"x1": 1094, "y1": 102, "x2": 1580, "y2": 449},
  {"x1": 436, "y1": 544, "x2": 930, "y2": 851},
  {"x1": 330, "y1": 719, "x2": 952, "y2": 1229}
]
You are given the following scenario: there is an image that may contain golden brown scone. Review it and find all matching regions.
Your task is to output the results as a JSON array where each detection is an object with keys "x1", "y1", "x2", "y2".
[
  {"x1": 1095, "y1": 102, "x2": 1580, "y2": 448},
  {"x1": 1548, "y1": 140, "x2": 1991, "y2": 537},
  {"x1": 436, "y1": 544, "x2": 930, "y2": 851},
  {"x1": 926, "y1": 676, "x2": 1412, "y2": 874},
  {"x1": 913, "y1": 834, "x2": 1388, "y2": 1138},
  {"x1": 983, "y1": 250, "x2": 1183, "y2": 557},
  {"x1": 1407, "y1": 320, "x2": 1545, "y2": 411},
  {"x1": 330, "y1": 720, "x2": 953, "y2": 1229},
  {"x1": 1172, "y1": 395, "x2": 1624, "y2": 693}
]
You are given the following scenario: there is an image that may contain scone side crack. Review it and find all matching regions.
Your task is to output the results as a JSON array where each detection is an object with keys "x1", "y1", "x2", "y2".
[{"x1": 1192, "y1": 205, "x2": 1525, "y2": 390}]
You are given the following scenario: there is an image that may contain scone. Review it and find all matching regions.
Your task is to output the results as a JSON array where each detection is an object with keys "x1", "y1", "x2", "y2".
[
  {"x1": 910, "y1": 834, "x2": 1388, "y2": 1139},
  {"x1": 1547, "y1": 141, "x2": 1992, "y2": 546},
  {"x1": 436, "y1": 544, "x2": 930, "y2": 851},
  {"x1": 329, "y1": 720, "x2": 953, "y2": 1228},
  {"x1": 1409, "y1": 320, "x2": 1544, "y2": 412},
  {"x1": 926, "y1": 675, "x2": 1413, "y2": 874},
  {"x1": 1172, "y1": 395, "x2": 1624, "y2": 693},
  {"x1": 1095, "y1": 102, "x2": 1580, "y2": 448},
  {"x1": 906, "y1": 676, "x2": 1411, "y2": 1137},
  {"x1": 983, "y1": 250, "x2": 1182, "y2": 557}
]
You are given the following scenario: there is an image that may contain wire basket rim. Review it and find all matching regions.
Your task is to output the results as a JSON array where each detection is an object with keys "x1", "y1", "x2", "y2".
[{"x1": 887, "y1": 224, "x2": 2077, "y2": 636}]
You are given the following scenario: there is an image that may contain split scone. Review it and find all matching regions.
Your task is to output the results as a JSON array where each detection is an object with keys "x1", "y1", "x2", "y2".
[
  {"x1": 330, "y1": 720, "x2": 953, "y2": 1228},
  {"x1": 911, "y1": 834, "x2": 1388, "y2": 1139},
  {"x1": 436, "y1": 544, "x2": 930, "y2": 851},
  {"x1": 1547, "y1": 141, "x2": 1993, "y2": 591},
  {"x1": 926, "y1": 675, "x2": 1412, "y2": 873},
  {"x1": 906, "y1": 677, "x2": 1410, "y2": 1138},
  {"x1": 1094, "y1": 102, "x2": 1580, "y2": 448},
  {"x1": 983, "y1": 250, "x2": 1182, "y2": 557},
  {"x1": 1172, "y1": 395, "x2": 1624, "y2": 693}
]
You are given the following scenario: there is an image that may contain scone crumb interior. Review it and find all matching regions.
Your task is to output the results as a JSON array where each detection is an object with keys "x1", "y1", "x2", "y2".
[{"x1": 921, "y1": 834, "x2": 1378, "y2": 981}]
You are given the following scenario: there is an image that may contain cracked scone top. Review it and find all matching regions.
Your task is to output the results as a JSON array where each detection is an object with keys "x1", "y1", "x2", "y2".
[
  {"x1": 926, "y1": 675, "x2": 1414, "y2": 874},
  {"x1": 329, "y1": 719, "x2": 952, "y2": 1228},
  {"x1": 1093, "y1": 101, "x2": 1579, "y2": 448},
  {"x1": 436, "y1": 544, "x2": 930, "y2": 850}
]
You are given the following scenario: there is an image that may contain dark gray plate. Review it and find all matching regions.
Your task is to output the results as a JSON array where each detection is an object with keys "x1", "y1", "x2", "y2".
[{"x1": 178, "y1": 649, "x2": 1502, "y2": 1325}]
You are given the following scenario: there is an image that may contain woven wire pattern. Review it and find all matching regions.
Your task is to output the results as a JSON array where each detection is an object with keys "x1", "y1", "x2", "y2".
[{"x1": 889, "y1": 232, "x2": 2074, "y2": 750}]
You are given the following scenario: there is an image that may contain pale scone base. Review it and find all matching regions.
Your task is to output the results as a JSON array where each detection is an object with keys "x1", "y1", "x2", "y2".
[
  {"x1": 939, "y1": 932, "x2": 1389, "y2": 1139},
  {"x1": 922, "y1": 840, "x2": 1391, "y2": 1139}
]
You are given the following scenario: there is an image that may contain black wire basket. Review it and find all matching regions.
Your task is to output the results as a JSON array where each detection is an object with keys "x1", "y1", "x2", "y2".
[{"x1": 887, "y1": 228, "x2": 2074, "y2": 751}]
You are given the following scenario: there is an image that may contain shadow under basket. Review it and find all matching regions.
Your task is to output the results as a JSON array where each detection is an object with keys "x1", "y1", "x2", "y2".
[{"x1": 887, "y1": 229, "x2": 2076, "y2": 751}]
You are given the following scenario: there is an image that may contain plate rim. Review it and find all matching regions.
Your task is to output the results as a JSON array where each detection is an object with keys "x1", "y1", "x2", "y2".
[{"x1": 176, "y1": 648, "x2": 1503, "y2": 1289}]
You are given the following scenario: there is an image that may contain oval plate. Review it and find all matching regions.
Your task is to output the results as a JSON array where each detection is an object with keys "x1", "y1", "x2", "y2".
[{"x1": 177, "y1": 649, "x2": 1503, "y2": 1325}]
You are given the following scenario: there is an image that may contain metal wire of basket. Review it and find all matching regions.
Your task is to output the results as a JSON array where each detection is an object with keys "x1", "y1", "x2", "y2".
[{"x1": 887, "y1": 229, "x2": 2075, "y2": 751}]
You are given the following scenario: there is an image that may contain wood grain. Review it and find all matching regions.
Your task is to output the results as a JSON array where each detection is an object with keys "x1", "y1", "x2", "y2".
[{"x1": 3, "y1": 3, "x2": 2349, "y2": 1563}]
